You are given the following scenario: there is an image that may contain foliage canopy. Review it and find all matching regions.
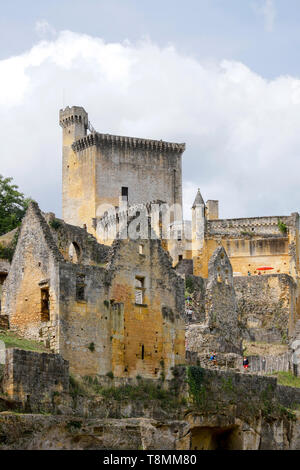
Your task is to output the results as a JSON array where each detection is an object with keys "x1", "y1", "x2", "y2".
[{"x1": 0, "y1": 175, "x2": 31, "y2": 236}]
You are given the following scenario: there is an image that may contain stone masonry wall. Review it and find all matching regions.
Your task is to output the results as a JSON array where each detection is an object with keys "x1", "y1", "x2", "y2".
[
  {"x1": 234, "y1": 274, "x2": 297, "y2": 343},
  {"x1": 2, "y1": 202, "x2": 63, "y2": 351},
  {"x1": 186, "y1": 247, "x2": 242, "y2": 357},
  {"x1": 106, "y1": 238, "x2": 186, "y2": 380},
  {"x1": 2, "y1": 348, "x2": 69, "y2": 412},
  {"x1": 60, "y1": 106, "x2": 185, "y2": 240}
]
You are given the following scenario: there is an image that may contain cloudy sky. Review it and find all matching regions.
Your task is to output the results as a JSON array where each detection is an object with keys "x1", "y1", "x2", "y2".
[{"x1": 1, "y1": 0, "x2": 300, "y2": 219}]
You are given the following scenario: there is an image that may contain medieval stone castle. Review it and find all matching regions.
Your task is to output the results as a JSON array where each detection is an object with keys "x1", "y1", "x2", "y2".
[{"x1": 0, "y1": 105, "x2": 299, "y2": 380}]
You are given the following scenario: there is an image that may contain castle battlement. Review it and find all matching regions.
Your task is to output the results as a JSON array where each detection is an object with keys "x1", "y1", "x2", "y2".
[
  {"x1": 59, "y1": 106, "x2": 88, "y2": 129},
  {"x1": 72, "y1": 131, "x2": 185, "y2": 153}
]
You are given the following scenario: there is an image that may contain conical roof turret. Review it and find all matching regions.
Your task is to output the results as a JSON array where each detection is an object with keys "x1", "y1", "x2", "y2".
[{"x1": 192, "y1": 188, "x2": 205, "y2": 208}]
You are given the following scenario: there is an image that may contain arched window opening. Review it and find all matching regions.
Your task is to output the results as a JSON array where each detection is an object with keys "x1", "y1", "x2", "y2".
[{"x1": 68, "y1": 242, "x2": 81, "y2": 263}]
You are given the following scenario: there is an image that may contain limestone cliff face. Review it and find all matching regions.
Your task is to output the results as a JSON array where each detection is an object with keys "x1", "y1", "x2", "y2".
[{"x1": 0, "y1": 410, "x2": 299, "y2": 450}]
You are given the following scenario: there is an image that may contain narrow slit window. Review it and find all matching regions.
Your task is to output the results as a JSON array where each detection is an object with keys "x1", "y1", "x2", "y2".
[
  {"x1": 76, "y1": 274, "x2": 86, "y2": 301},
  {"x1": 141, "y1": 344, "x2": 145, "y2": 360},
  {"x1": 41, "y1": 288, "x2": 50, "y2": 322}
]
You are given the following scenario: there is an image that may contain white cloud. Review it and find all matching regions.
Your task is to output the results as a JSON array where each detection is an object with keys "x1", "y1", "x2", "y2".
[{"x1": 0, "y1": 30, "x2": 299, "y2": 221}]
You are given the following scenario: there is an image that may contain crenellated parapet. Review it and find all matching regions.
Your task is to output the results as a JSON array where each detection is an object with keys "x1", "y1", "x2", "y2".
[
  {"x1": 72, "y1": 131, "x2": 185, "y2": 153},
  {"x1": 59, "y1": 106, "x2": 88, "y2": 129}
]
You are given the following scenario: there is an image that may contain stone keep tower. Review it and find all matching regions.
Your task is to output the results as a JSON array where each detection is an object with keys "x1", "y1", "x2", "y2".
[{"x1": 60, "y1": 106, "x2": 185, "y2": 240}]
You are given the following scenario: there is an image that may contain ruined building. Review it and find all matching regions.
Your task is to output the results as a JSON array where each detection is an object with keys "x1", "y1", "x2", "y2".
[
  {"x1": 189, "y1": 189, "x2": 300, "y2": 280},
  {"x1": 0, "y1": 105, "x2": 299, "y2": 378},
  {"x1": 1, "y1": 202, "x2": 185, "y2": 378},
  {"x1": 184, "y1": 188, "x2": 300, "y2": 344}
]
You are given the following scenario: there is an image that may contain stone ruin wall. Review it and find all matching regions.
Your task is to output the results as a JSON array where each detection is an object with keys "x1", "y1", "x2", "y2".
[
  {"x1": 185, "y1": 247, "x2": 242, "y2": 359},
  {"x1": 234, "y1": 273, "x2": 297, "y2": 343},
  {"x1": 2, "y1": 348, "x2": 69, "y2": 412},
  {"x1": 57, "y1": 238, "x2": 186, "y2": 380}
]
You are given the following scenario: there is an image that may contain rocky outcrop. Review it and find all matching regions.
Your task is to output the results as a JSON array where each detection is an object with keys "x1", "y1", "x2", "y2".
[{"x1": 0, "y1": 409, "x2": 299, "y2": 450}]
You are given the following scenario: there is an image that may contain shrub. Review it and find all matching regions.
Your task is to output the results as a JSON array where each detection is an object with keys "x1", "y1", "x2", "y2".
[
  {"x1": 49, "y1": 218, "x2": 62, "y2": 230},
  {"x1": 185, "y1": 276, "x2": 194, "y2": 293},
  {"x1": 278, "y1": 220, "x2": 287, "y2": 234}
]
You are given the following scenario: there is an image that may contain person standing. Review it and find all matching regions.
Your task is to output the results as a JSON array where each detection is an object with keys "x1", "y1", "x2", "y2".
[{"x1": 243, "y1": 357, "x2": 249, "y2": 369}]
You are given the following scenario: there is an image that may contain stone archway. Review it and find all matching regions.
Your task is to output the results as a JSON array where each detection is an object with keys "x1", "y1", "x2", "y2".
[{"x1": 68, "y1": 242, "x2": 81, "y2": 263}]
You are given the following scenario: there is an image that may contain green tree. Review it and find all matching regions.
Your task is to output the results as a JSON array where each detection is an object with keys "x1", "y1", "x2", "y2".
[{"x1": 0, "y1": 175, "x2": 30, "y2": 236}]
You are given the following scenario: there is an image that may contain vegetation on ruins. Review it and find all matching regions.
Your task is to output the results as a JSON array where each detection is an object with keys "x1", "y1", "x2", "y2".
[
  {"x1": 187, "y1": 366, "x2": 207, "y2": 408},
  {"x1": 68, "y1": 374, "x2": 185, "y2": 411},
  {"x1": 48, "y1": 218, "x2": 62, "y2": 230},
  {"x1": 240, "y1": 230, "x2": 254, "y2": 237},
  {"x1": 185, "y1": 276, "x2": 194, "y2": 294},
  {"x1": 278, "y1": 220, "x2": 287, "y2": 234}
]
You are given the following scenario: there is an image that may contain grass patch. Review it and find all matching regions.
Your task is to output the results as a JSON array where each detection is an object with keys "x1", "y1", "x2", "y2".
[
  {"x1": 0, "y1": 329, "x2": 49, "y2": 353},
  {"x1": 272, "y1": 371, "x2": 300, "y2": 388}
]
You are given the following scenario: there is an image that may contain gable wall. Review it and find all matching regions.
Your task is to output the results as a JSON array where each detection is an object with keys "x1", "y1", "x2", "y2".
[{"x1": 2, "y1": 204, "x2": 62, "y2": 350}]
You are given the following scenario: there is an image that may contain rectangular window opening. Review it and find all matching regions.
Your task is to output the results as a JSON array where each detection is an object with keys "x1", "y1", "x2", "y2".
[
  {"x1": 121, "y1": 186, "x2": 128, "y2": 201},
  {"x1": 135, "y1": 276, "x2": 145, "y2": 305},
  {"x1": 41, "y1": 287, "x2": 50, "y2": 322},
  {"x1": 76, "y1": 274, "x2": 86, "y2": 301}
]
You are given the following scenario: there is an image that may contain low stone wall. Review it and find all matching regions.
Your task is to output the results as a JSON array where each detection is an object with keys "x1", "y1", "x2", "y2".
[
  {"x1": 176, "y1": 366, "x2": 300, "y2": 413},
  {"x1": 245, "y1": 352, "x2": 291, "y2": 374},
  {"x1": 2, "y1": 348, "x2": 69, "y2": 412}
]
